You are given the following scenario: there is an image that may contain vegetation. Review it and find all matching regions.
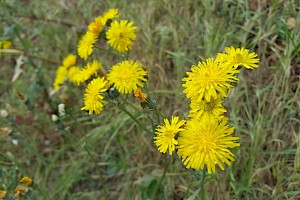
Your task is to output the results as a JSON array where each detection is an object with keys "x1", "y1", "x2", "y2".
[{"x1": 0, "y1": 0, "x2": 299, "y2": 199}]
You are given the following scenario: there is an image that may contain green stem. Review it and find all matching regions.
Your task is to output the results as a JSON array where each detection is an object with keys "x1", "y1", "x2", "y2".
[
  {"x1": 124, "y1": 51, "x2": 129, "y2": 60},
  {"x1": 121, "y1": 94, "x2": 129, "y2": 106},
  {"x1": 146, "y1": 112, "x2": 155, "y2": 135},
  {"x1": 200, "y1": 169, "x2": 206, "y2": 200},
  {"x1": 151, "y1": 155, "x2": 169, "y2": 200},
  {"x1": 94, "y1": 46, "x2": 121, "y2": 57},
  {"x1": 117, "y1": 103, "x2": 151, "y2": 134},
  {"x1": 155, "y1": 108, "x2": 166, "y2": 119}
]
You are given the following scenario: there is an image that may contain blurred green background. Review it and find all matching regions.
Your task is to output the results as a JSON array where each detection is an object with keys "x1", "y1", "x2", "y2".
[{"x1": 0, "y1": 0, "x2": 300, "y2": 199}]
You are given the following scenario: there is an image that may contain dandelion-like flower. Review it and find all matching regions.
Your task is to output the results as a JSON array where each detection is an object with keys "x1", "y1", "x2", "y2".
[
  {"x1": 0, "y1": 190, "x2": 6, "y2": 199},
  {"x1": 182, "y1": 58, "x2": 239, "y2": 102},
  {"x1": 81, "y1": 77, "x2": 108, "y2": 114},
  {"x1": 217, "y1": 46, "x2": 259, "y2": 69},
  {"x1": 14, "y1": 185, "x2": 28, "y2": 197},
  {"x1": 67, "y1": 66, "x2": 81, "y2": 84},
  {"x1": 20, "y1": 176, "x2": 33, "y2": 186},
  {"x1": 134, "y1": 89, "x2": 147, "y2": 102},
  {"x1": 62, "y1": 54, "x2": 76, "y2": 68},
  {"x1": 88, "y1": 9, "x2": 119, "y2": 36},
  {"x1": 53, "y1": 66, "x2": 67, "y2": 90},
  {"x1": 102, "y1": 8, "x2": 119, "y2": 23},
  {"x1": 188, "y1": 95, "x2": 227, "y2": 121},
  {"x1": 0, "y1": 40, "x2": 12, "y2": 49},
  {"x1": 88, "y1": 16, "x2": 106, "y2": 36},
  {"x1": 77, "y1": 31, "x2": 98, "y2": 60},
  {"x1": 154, "y1": 116, "x2": 186, "y2": 155},
  {"x1": 75, "y1": 60, "x2": 103, "y2": 85},
  {"x1": 107, "y1": 60, "x2": 147, "y2": 94},
  {"x1": 177, "y1": 119, "x2": 240, "y2": 174},
  {"x1": 106, "y1": 20, "x2": 137, "y2": 52}
]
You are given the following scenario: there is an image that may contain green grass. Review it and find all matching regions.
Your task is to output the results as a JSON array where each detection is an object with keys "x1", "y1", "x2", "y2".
[{"x1": 1, "y1": 0, "x2": 300, "y2": 199}]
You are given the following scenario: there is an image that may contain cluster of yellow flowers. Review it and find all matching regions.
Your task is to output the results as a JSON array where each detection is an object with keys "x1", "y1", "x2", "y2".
[
  {"x1": 53, "y1": 54, "x2": 77, "y2": 90},
  {"x1": 154, "y1": 47, "x2": 259, "y2": 173},
  {"x1": 0, "y1": 176, "x2": 33, "y2": 199},
  {"x1": 77, "y1": 8, "x2": 136, "y2": 59},
  {"x1": 53, "y1": 8, "x2": 147, "y2": 115},
  {"x1": 53, "y1": 8, "x2": 260, "y2": 175}
]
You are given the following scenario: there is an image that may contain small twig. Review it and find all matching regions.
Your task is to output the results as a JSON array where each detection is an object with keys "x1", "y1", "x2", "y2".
[{"x1": 0, "y1": 49, "x2": 59, "y2": 65}]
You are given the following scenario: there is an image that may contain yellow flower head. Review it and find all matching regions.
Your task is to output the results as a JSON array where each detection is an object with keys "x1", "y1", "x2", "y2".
[
  {"x1": 134, "y1": 89, "x2": 147, "y2": 102},
  {"x1": 217, "y1": 46, "x2": 259, "y2": 69},
  {"x1": 182, "y1": 58, "x2": 239, "y2": 102},
  {"x1": 14, "y1": 185, "x2": 28, "y2": 197},
  {"x1": 67, "y1": 66, "x2": 81, "y2": 83},
  {"x1": 53, "y1": 66, "x2": 67, "y2": 90},
  {"x1": 177, "y1": 118, "x2": 240, "y2": 174},
  {"x1": 20, "y1": 176, "x2": 33, "y2": 186},
  {"x1": 88, "y1": 16, "x2": 106, "y2": 36},
  {"x1": 102, "y1": 8, "x2": 119, "y2": 22},
  {"x1": 88, "y1": 9, "x2": 118, "y2": 36},
  {"x1": 188, "y1": 95, "x2": 227, "y2": 121},
  {"x1": 107, "y1": 60, "x2": 147, "y2": 94},
  {"x1": 81, "y1": 77, "x2": 108, "y2": 115},
  {"x1": 77, "y1": 31, "x2": 98, "y2": 60},
  {"x1": 0, "y1": 40, "x2": 12, "y2": 49},
  {"x1": 62, "y1": 54, "x2": 77, "y2": 68},
  {"x1": 154, "y1": 116, "x2": 186, "y2": 155},
  {"x1": 106, "y1": 20, "x2": 137, "y2": 52},
  {"x1": 75, "y1": 60, "x2": 103, "y2": 85},
  {"x1": 0, "y1": 190, "x2": 6, "y2": 199}
]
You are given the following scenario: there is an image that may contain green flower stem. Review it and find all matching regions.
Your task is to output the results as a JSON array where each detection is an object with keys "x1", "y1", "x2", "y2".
[
  {"x1": 155, "y1": 108, "x2": 166, "y2": 119},
  {"x1": 155, "y1": 110, "x2": 161, "y2": 124},
  {"x1": 146, "y1": 112, "x2": 155, "y2": 136},
  {"x1": 94, "y1": 46, "x2": 121, "y2": 57},
  {"x1": 151, "y1": 155, "x2": 169, "y2": 200},
  {"x1": 123, "y1": 99, "x2": 141, "y2": 113},
  {"x1": 200, "y1": 169, "x2": 206, "y2": 200},
  {"x1": 117, "y1": 102, "x2": 151, "y2": 135},
  {"x1": 124, "y1": 51, "x2": 129, "y2": 60},
  {"x1": 120, "y1": 96, "x2": 158, "y2": 136},
  {"x1": 121, "y1": 94, "x2": 129, "y2": 106}
]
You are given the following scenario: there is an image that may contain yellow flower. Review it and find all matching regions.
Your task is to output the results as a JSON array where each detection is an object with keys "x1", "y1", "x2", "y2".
[
  {"x1": 134, "y1": 89, "x2": 147, "y2": 102},
  {"x1": 81, "y1": 77, "x2": 108, "y2": 114},
  {"x1": 62, "y1": 54, "x2": 76, "y2": 68},
  {"x1": 88, "y1": 16, "x2": 106, "y2": 36},
  {"x1": 67, "y1": 66, "x2": 81, "y2": 83},
  {"x1": 188, "y1": 95, "x2": 227, "y2": 121},
  {"x1": 0, "y1": 190, "x2": 6, "y2": 199},
  {"x1": 217, "y1": 46, "x2": 259, "y2": 69},
  {"x1": 88, "y1": 9, "x2": 118, "y2": 36},
  {"x1": 77, "y1": 31, "x2": 98, "y2": 60},
  {"x1": 75, "y1": 60, "x2": 103, "y2": 85},
  {"x1": 154, "y1": 116, "x2": 186, "y2": 155},
  {"x1": 0, "y1": 40, "x2": 12, "y2": 49},
  {"x1": 107, "y1": 60, "x2": 147, "y2": 94},
  {"x1": 182, "y1": 58, "x2": 239, "y2": 102},
  {"x1": 106, "y1": 20, "x2": 137, "y2": 52},
  {"x1": 102, "y1": 8, "x2": 119, "y2": 22},
  {"x1": 14, "y1": 185, "x2": 28, "y2": 197},
  {"x1": 177, "y1": 118, "x2": 240, "y2": 174},
  {"x1": 20, "y1": 176, "x2": 33, "y2": 185},
  {"x1": 53, "y1": 66, "x2": 67, "y2": 90}
]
